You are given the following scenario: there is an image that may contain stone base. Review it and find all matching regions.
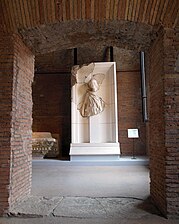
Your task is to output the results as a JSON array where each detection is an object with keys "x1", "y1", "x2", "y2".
[{"x1": 70, "y1": 143, "x2": 120, "y2": 161}]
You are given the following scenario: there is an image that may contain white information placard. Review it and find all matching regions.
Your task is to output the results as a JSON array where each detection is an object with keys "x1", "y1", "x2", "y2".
[{"x1": 128, "y1": 129, "x2": 139, "y2": 138}]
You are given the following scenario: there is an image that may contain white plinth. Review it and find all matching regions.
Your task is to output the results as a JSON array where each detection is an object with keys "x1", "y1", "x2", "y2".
[{"x1": 70, "y1": 143, "x2": 120, "y2": 161}]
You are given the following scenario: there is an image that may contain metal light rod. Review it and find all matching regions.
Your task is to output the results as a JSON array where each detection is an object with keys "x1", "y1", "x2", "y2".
[
  {"x1": 140, "y1": 51, "x2": 148, "y2": 122},
  {"x1": 110, "y1": 46, "x2": 114, "y2": 62},
  {"x1": 74, "y1": 48, "x2": 77, "y2": 65}
]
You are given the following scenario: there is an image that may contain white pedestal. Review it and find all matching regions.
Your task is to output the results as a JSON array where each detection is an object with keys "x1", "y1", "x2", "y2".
[
  {"x1": 70, "y1": 143, "x2": 120, "y2": 161},
  {"x1": 70, "y1": 62, "x2": 120, "y2": 161}
]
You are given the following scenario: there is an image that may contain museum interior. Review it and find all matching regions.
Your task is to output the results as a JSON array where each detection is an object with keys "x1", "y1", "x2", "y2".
[{"x1": 0, "y1": 0, "x2": 178, "y2": 221}]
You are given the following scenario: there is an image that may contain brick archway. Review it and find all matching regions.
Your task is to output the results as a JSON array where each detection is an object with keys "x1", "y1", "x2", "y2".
[{"x1": 0, "y1": 6, "x2": 178, "y2": 217}]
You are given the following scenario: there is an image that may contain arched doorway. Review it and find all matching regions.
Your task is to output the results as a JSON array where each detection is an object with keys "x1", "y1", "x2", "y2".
[{"x1": 0, "y1": 1, "x2": 178, "y2": 217}]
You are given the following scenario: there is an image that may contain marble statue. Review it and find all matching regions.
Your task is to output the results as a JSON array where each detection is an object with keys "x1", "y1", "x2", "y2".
[{"x1": 71, "y1": 63, "x2": 105, "y2": 117}]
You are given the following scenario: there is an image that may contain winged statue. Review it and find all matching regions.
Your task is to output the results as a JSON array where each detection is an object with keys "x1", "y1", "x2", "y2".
[{"x1": 71, "y1": 63, "x2": 105, "y2": 117}]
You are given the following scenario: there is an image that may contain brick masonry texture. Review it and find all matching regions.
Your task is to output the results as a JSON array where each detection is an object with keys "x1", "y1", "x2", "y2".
[
  {"x1": 117, "y1": 71, "x2": 146, "y2": 156},
  {"x1": 148, "y1": 28, "x2": 167, "y2": 216},
  {"x1": 0, "y1": 33, "x2": 34, "y2": 215},
  {"x1": 164, "y1": 28, "x2": 179, "y2": 218},
  {"x1": 148, "y1": 27, "x2": 179, "y2": 218},
  {"x1": 0, "y1": 32, "x2": 14, "y2": 215}
]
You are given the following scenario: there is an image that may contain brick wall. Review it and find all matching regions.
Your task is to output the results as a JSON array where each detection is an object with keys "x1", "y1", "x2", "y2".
[
  {"x1": 0, "y1": 32, "x2": 14, "y2": 215},
  {"x1": 163, "y1": 28, "x2": 179, "y2": 218},
  {"x1": 148, "y1": 28, "x2": 167, "y2": 216},
  {"x1": 10, "y1": 35, "x2": 34, "y2": 206},
  {"x1": 32, "y1": 74, "x2": 71, "y2": 157},
  {"x1": 117, "y1": 71, "x2": 146, "y2": 156},
  {"x1": 148, "y1": 27, "x2": 179, "y2": 217},
  {"x1": 0, "y1": 33, "x2": 34, "y2": 214}
]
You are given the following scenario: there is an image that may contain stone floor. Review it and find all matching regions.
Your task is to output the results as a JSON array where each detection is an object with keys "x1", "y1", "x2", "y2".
[
  {"x1": 1, "y1": 158, "x2": 178, "y2": 223},
  {"x1": 31, "y1": 158, "x2": 150, "y2": 198},
  {"x1": 8, "y1": 195, "x2": 160, "y2": 218}
]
